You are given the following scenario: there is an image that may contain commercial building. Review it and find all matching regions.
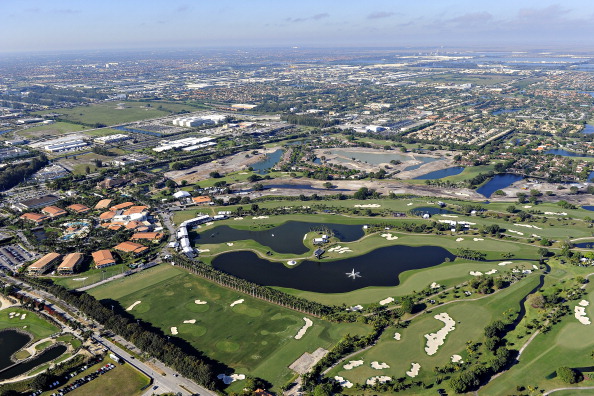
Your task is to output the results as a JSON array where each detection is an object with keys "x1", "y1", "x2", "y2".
[
  {"x1": 92, "y1": 250, "x2": 116, "y2": 269},
  {"x1": 66, "y1": 204, "x2": 90, "y2": 214},
  {"x1": 152, "y1": 136, "x2": 216, "y2": 153},
  {"x1": 13, "y1": 195, "x2": 61, "y2": 211},
  {"x1": 93, "y1": 134, "x2": 130, "y2": 145},
  {"x1": 113, "y1": 241, "x2": 148, "y2": 256},
  {"x1": 57, "y1": 253, "x2": 84, "y2": 274},
  {"x1": 20, "y1": 213, "x2": 49, "y2": 224},
  {"x1": 41, "y1": 206, "x2": 67, "y2": 218},
  {"x1": 44, "y1": 139, "x2": 88, "y2": 153},
  {"x1": 94, "y1": 199, "x2": 113, "y2": 209},
  {"x1": 130, "y1": 232, "x2": 164, "y2": 242},
  {"x1": 29, "y1": 252, "x2": 61, "y2": 275}
]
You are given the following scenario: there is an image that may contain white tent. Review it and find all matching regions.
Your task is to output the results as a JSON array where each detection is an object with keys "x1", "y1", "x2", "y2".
[{"x1": 173, "y1": 191, "x2": 191, "y2": 199}]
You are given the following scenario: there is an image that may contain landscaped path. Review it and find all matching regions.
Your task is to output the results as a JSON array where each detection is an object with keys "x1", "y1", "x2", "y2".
[{"x1": 543, "y1": 386, "x2": 594, "y2": 395}]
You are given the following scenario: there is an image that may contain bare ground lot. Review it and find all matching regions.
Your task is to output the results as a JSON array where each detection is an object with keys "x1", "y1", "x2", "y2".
[{"x1": 164, "y1": 147, "x2": 281, "y2": 184}]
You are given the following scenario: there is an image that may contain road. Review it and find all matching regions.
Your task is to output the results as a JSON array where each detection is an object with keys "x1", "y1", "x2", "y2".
[{"x1": 93, "y1": 334, "x2": 216, "y2": 396}]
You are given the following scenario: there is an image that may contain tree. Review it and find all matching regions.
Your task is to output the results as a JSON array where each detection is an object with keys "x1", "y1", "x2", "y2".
[
  {"x1": 313, "y1": 383, "x2": 333, "y2": 396},
  {"x1": 528, "y1": 293, "x2": 545, "y2": 308},
  {"x1": 537, "y1": 248, "x2": 549, "y2": 258},
  {"x1": 209, "y1": 171, "x2": 221, "y2": 178},
  {"x1": 401, "y1": 297, "x2": 414, "y2": 314},
  {"x1": 556, "y1": 366, "x2": 582, "y2": 384}
]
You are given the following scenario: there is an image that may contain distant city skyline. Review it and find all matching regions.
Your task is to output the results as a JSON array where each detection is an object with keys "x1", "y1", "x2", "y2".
[{"x1": 2, "y1": 0, "x2": 594, "y2": 53}]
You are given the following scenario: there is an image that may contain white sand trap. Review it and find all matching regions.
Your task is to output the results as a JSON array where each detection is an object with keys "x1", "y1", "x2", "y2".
[
  {"x1": 394, "y1": 332, "x2": 401, "y2": 340},
  {"x1": 470, "y1": 271, "x2": 483, "y2": 276},
  {"x1": 343, "y1": 360, "x2": 364, "y2": 370},
  {"x1": 334, "y1": 376, "x2": 353, "y2": 388},
  {"x1": 575, "y1": 306, "x2": 591, "y2": 325},
  {"x1": 252, "y1": 216, "x2": 269, "y2": 219},
  {"x1": 183, "y1": 319, "x2": 196, "y2": 324},
  {"x1": 442, "y1": 214, "x2": 459, "y2": 218},
  {"x1": 366, "y1": 376, "x2": 392, "y2": 385},
  {"x1": 473, "y1": 238, "x2": 484, "y2": 241},
  {"x1": 205, "y1": 222, "x2": 214, "y2": 226},
  {"x1": 230, "y1": 299, "x2": 244, "y2": 307},
  {"x1": 451, "y1": 354, "x2": 463, "y2": 363},
  {"x1": 295, "y1": 317, "x2": 313, "y2": 339},
  {"x1": 233, "y1": 217, "x2": 243, "y2": 220},
  {"x1": 371, "y1": 361, "x2": 390, "y2": 369},
  {"x1": 424, "y1": 313, "x2": 456, "y2": 355},
  {"x1": 508, "y1": 230, "x2": 524, "y2": 235},
  {"x1": 379, "y1": 297, "x2": 394, "y2": 305},
  {"x1": 406, "y1": 363, "x2": 421, "y2": 378},
  {"x1": 456, "y1": 238, "x2": 464, "y2": 242},
  {"x1": 430, "y1": 282, "x2": 440, "y2": 289},
  {"x1": 226, "y1": 242, "x2": 234, "y2": 246},
  {"x1": 197, "y1": 249, "x2": 210, "y2": 253},
  {"x1": 580, "y1": 300, "x2": 590, "y2": 307},
  {"x1": 347, "y1": 305, "x2": 363, "y2": 312},
  {"x1": 523, "y1": 205, "x2": 532, "y2": 208},
  {"x1": 126, "y1": 301, "x2": 141, "y2": 311},
  {"x1": 498, "y1": 261, "x2": 513, "y2": 266},
  {"x1": 485, "y1": 269, "x2": 498, "y2": 275},
  {"x1": 287, "y1": 260, "x2": 297, "y2": 266},
  {"x1": 72, "y1": 277, "x2": 88, "y2": 281},
  {"x1": 381, "y1": 233, "x2": 399, "y2": 241},
  {"x1": 171, "y1": 327, "x2": 178, "y2": 335},
  {"x1": 533, "y1": 265, "x2": 539, "y2": 270},
  {"x1": 407, "y1": 202, "x2": 414, "y2": 206},
  {"x1": 217, "y1": 373, "x2": 245, "y2": 384},
  {"x1": 354, "y1": 204, "x2": 381, "y2": 208},
  {"x1": 20, "y1": 313, "x2": 26, "y2": 320},
  {"x1": 194, "y1": 299, "x2": 207, "y2": 305}
]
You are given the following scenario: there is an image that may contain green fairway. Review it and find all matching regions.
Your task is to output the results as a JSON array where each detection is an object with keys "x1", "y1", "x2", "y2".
[
  {"x1": 0, "y1": 308, "x2": 59, "y2": 342},
  {"x1": 15, "y1": 121, "x2": 87, "y2": 138},
  {"x1": 331, "y1": 275, "x2": 541, "y2": 393},
  {"x1": 89, "y1": 265, "x2": 371, "y2": 389}
]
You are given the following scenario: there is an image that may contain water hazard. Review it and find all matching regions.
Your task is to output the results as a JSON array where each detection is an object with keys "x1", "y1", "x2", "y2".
[
  {"x1": 414, "y1": 167, "x2": 465, "y2": 180},
  {"x1": 476, "y1": 174, "x2": 524, "y2": 198},
  {"x1": 211, "y1": 245, "x2": 455, "y2": 293}
]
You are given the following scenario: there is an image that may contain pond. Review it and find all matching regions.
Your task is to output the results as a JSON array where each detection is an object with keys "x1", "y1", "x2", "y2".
[
  {"x1": 251, "y1": 149, "x2": 284, "y2": 175},
  {"x1": 476, "y1": 174, "x2": 524, "y2": 198},
  {"x1": 575, "y1": 242, "x2": 594, "y2": 249},
  {"x1": 583, "y1": 125, "x2": 594, "y2": 134},
  {"x1": 414, "y1": 167, "x2": 465, "y2": 180},
  {"x1": 196, "y1": 221, "x2": 365, "y2": 254},
  {"x1": 582, "y1": 206, "x2": 594, "y2": 212},
  {"x1": 545, "y1": 149, "x2": 594, "y2": 158},
  {"x1": 410, "y1": 207, "x2": 457, "y2": 216},
  {"x1": 211, "y1": 245, "x2": 456, "y2": 293},
  {"x1": 0, "y1": 330, "x2": 67, "y2": 380}
]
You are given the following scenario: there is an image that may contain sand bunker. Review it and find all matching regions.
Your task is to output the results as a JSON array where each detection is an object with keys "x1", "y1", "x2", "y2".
[
  {"x1": 485, "y1": 269, "x2": 498, "y2": 275},
  {"x1": 20, "y1": 313, "x2": 26, "y2": 320},
  {"x1": 407, "y1": 203, "x2": 414, "y2": 206},
  {"x1": 354, "y1": 204, "x2": 381, "y2": 208},
  {"x1": 406, "y1": 363, "x2": 421, "y2": 378},
  {"x1": 226, "y1": 242, "x2": 234, "y2": 246},
  {"x1": 394, "y1": 332, "x2": 401, "y2": 340},
  {"x1": 544, "y1": 212, "x2": 567, "y2": 216},
  {"x1": 217, "y1": 373, "x2": 245, "y2": 384},
  {"x1": 126, "y1": 301, "x2": 141, "y2": 311},
  {"x1": 498, "y1": 261, "x2": 513, "y2": 266},
  {"x1": 379, "y1": 297, "x2": 394, "y2": 305},
  {"x1": 328, "y1": 245, "x2": 352, "y2": 254},
  {"x1": 287, "y1": 260, "x2": 297, "y2": 266},
  {"x1": 451, "y1": 354, "x2": 463, "y2": 363},
  {"x1": 470, "y1": 271, "x2": 483, "y2": 276},
  {"x1": 171, "y1": 327, "x2": 178, "y2": 335},
  {"x1": 295, "y1": 317, "x2": 313, "y2": 339},
  {"x1": 580, "y1": 300, "x2": 590, "y2": 307},
  {"x1": 343, "y1": 360, "x2": 364, "y2": 370},
  {"x1": 195, "y1": 299, "x2": 207, "y2": 305},
  {"x1": 366, "y1": 376, "x2": 392, "y2": 385},
  {"x1": 233, "y1": 217, "x2": 243, "y2": 220},
  {"x1": 381, "y1": 233, "x2": 399, "y2": 241},
  {"x1": 197, "y1": 249, "x2": 210, "y2": 253},
  {"x1": 575, "y1": 306, "x2": 591, "y2": 325},
  {"x1": 252, "y1": 216, "x2": 269, "y2": 219},
  {"x1": 455, "y1": 238, "x2": 464, "y2": 242},
  {"x1": 473, "y1": 238, "x2": 484, "y2": 241},
  {"x1": 533, "y1": 265, "x2": 539, "y2": 270},
  {"x1": 183, "y1": 319, "x2": 196, "y2": 324},
  {"x1": 72, "y1": 277, "x2": 88, "y2": 281},
  {"x1": 334, "y1": 376, "x2": 353, "y2": 388},
  {"x1": 424, "y1": 313, "x2": 456, "y2": 355},
  {"x1": 430, "y1": 282, "x2": 440, "y2": 289},
  {"x1": 230, "y1": 299, "x2": 244, "y2": 307},
  {"x1": 371, "y1": 361, "x2": 390, "y2": 370},
  {"x1": 508, "y1": 230, "x2": 524, "y2": 235}
]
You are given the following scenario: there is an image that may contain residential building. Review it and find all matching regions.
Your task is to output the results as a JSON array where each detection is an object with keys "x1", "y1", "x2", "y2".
[
  {"x1": 57, "y1": 253, "x2": 84, "y2": 274},
  {"x1": 29, "y1": 252, "x2": 61, "y2": 275},
  {"x1": 41, "y1": 206, "x2": 68, "y2": 218},
  {"x1": 113, "y1": 241, "x2": 148, "y2": 255},
  {"x1": 92, "y1": 250, "x2": 116, "y2": 269}
]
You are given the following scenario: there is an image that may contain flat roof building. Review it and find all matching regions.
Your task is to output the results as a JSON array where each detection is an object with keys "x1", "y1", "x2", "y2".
[{"x1": 13, "y1": 195, "x2": 60, "y2": 211}]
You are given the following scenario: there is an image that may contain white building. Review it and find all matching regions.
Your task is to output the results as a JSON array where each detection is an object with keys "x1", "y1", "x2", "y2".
[
  {"x1": 94, "y1": 134, "x2": 130, "y2": 145},
  {"x1": 44, "y1": 139, "x2": 88, "y2": 153}
]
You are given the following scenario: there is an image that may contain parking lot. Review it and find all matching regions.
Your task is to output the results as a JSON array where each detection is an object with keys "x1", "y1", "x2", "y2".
[{"x1": 0, "y1": 244, "x2": 35, "y2": 270}]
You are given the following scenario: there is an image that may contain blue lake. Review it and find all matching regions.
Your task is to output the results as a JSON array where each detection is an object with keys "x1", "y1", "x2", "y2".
[
  {"x1": 414, "y1": 167, "x2": 465, "y2": 180},
  {"x1": 583, "y1": 125, "x2": 594, "y2": 134},
  {"x1": 545, "y1": 149, "x2": 594, "y2": 158},
  {"x1": 476, "y1": 174, "x2": 525, "y2": 198},
  {"x1": 410, "y1": 207, "x2": 457, "y2": 216},
  {"x1": 251, "y1": 149, "x2": 284, "y2": 174},
  {"x1": 582, "y1": 206, "x2": 594, "y2": 212}
]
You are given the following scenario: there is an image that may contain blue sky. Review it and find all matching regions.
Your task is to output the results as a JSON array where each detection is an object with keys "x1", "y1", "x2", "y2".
[{"x1": 1, "y1": 0, "x2": 594, "y2": 52}]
